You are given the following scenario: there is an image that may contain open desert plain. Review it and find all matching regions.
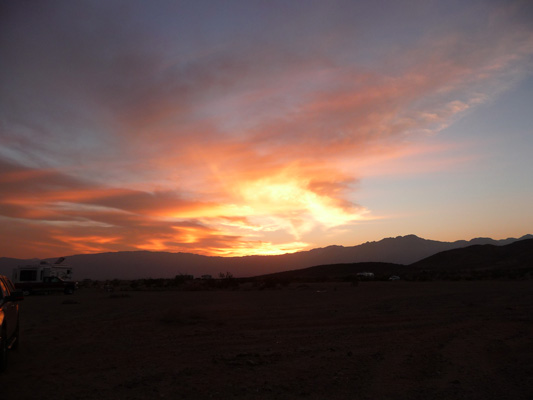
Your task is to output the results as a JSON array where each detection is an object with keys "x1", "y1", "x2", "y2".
[{"x1": 1, "y1": 280, "x2": 532, "y2": 400}]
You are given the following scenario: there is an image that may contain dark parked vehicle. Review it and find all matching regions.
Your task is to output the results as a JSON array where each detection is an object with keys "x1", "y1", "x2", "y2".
[{"x1": 0, "y1": 275, "x2": 23, "y2": 371}]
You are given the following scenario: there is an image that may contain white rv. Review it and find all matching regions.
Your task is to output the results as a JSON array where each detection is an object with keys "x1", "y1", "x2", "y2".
[
  {"x1": 356, "y1": 272, "x2": 375, "y2": 280},
  {"x1": 12, "y1": 257, "x2": 73, "y2": 284}
]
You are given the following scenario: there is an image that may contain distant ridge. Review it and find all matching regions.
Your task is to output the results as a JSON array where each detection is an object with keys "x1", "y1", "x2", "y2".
[
  {"x1": 410, "y1": 238, "x2": 533, "y2": 271},
  {"x1": 0, "y1": 234, "x2": 531, "y2": 280},
  {"x1": 254, "y1": 262, "x2": 404, "y2": 281},
  {"x1": 253, "y1": 239, "x2": 533, "y2": 281}
]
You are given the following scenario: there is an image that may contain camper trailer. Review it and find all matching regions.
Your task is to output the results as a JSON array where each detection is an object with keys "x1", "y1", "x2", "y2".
[
  {"x1": 12, "y1": 258, "x2": 77, "y2": 295},
  {"x1": 12, "y1": 257, "x2": 73, "y2": 283}
]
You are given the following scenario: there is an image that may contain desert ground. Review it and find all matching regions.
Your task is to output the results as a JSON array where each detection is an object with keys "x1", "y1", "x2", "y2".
[{"x1": 1, "y1": 281, "x2": 532, "y2": 400}]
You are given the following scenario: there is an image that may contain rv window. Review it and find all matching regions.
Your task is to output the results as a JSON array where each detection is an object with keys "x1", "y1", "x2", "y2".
[{"x1": 20, "y1": 270, "x2": 38, "y2": 281}]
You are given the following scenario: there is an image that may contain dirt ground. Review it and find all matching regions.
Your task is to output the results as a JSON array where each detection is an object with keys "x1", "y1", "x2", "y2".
[{"x1": 1, "y1": 281, "x2": 532, "y2": 400}]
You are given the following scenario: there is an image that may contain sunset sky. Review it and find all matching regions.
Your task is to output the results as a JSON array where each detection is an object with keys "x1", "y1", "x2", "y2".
[{"x1": 1, "y1": 0, "x2": 532, "y2": 259}]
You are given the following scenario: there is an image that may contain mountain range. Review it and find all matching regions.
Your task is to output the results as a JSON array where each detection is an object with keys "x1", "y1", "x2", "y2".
[
  {"x1": 258, "y1": 238, "x2": 533, "y2": 281},
  {"x1": 0, "y1": 234, "x2": 531, "y2": 280}
]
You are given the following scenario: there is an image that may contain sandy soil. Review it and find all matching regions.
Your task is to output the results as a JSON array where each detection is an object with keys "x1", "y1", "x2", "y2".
[{"x1": 1, "y1": 281, "x2": 532, "y2": 400}]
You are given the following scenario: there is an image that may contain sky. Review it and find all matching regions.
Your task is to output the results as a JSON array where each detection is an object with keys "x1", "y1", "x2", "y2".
[{"x1": 1, "y1": 0, "x2": 532, "y2": 259}]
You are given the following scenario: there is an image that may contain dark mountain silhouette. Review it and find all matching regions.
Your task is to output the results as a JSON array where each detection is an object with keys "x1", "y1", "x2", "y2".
[
  {"x1": 253, "y1": 262, "x2": 404, "y2": 281},
  {"x1": 410, "y1": 238, "x2": 533, "y2": 272},
  {"x1": 251, "y1": 238, "x2": 533, "y2": 281},
  {"x1": 0, "y1": 234, "x2": 531, "y2": 280}
]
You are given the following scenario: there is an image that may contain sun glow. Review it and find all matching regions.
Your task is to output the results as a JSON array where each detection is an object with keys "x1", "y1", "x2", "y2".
[
  {"x1": 237, "y1": 175, "x2": 368, "y2": 230},
  {"x1": 141, "y1": 172, "x2": 370, "y2": 257},
  {"x1": 210, "y1": 240, "x2": 309, "y2": 257}
]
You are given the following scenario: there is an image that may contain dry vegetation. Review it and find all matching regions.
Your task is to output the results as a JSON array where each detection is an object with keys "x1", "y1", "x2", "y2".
[{"x1": 1, "y1": 281, "x2": 532, "y2": 399}]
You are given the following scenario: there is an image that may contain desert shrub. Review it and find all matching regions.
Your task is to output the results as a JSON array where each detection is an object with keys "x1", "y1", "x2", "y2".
[
  {"x1": 144, "y1": 278, "x2": 165, "y2": 287},
  {"x1": 215, "y1": 272, "x2": 239, "y2": 289},
  {"x1": 80, "y1": 279, "x2": 98, "y2": 288},
  {"x1": 173, "y1": 274, "x2": 194, "y2": 285}
]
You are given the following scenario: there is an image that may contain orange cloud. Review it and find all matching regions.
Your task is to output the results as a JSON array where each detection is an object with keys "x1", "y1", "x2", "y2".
[{"x1": 51, "y1": 234, "x2": 123, "y2": 255}]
